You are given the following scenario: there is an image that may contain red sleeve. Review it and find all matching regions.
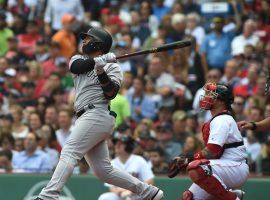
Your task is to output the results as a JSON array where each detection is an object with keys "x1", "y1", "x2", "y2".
[{"x1": 193, "y1": 143, "x2": 223, "y2": 160}]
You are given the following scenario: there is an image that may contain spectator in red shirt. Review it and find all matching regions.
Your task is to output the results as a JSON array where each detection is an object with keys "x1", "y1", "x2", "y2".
[{"x1": 17, "y1": 20, "x2": 43, "y2": 58}]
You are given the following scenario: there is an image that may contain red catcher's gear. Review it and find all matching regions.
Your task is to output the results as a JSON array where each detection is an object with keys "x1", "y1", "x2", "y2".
[{"x1": 187, "y1": 163, "x2": 237, "y2": 200}]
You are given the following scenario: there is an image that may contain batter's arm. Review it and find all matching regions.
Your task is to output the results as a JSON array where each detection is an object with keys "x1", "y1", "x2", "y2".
[
  {"x1": 69, "y1": 58, "x2": 95, "y2": 74},
  {"x1": 96, "y1": 68, "x2": 119, "y2": 100}
]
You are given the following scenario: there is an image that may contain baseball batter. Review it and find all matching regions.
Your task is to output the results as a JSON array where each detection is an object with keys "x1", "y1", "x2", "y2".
[
  {"x1": 169, "y1": 83, "x2": 249, "y2": 200},
  {"x1": 35, "y1": 27, "x2": 163, "y2": 200}
]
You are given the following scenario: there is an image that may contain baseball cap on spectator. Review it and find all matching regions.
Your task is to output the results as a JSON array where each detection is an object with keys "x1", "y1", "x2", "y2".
[
  {"x1": 101, "y1": 8, "x2": 110, "y2": 15},
  {"x1": 61, "y1": 14, "x2": 75, "y2": 25},
  {"x1": 172, "y1": 110, "x2": 187, "y2": 122},
  {"x1": 109, "y1": 16, "x2": 125, "y2": 26},
  {"x1": 4, "y1": 68, "x2": 16, "y2": 77},
  {"x1": 139, "y1": 130, "x2": 156, "y2": 140}
]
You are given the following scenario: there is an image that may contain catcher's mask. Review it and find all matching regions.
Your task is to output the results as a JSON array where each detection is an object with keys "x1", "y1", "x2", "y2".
[
  {"x1": 112, "y1": 133, "x2": 135, "y2": 154},
  {"x1": 199, "y1": 82, "x2": 233, "y2": 110},
  {"x1": 80, "y1": 27, "x2": 112, "y2": 54}
]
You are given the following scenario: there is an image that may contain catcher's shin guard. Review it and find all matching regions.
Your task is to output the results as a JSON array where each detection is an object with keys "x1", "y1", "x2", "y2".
[
  {"x1": 187, "y1": 160, "x2": 237, "y2": 200},
  {"x1": 181, "y1": 190, "x2": 193, "y2": 200}
]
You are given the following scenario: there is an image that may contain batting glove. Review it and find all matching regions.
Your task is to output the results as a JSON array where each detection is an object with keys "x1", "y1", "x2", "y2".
[
  {"x1": 94, "y1": 56, "x2": 107, "y2": 69},
  {"x1": 101, "y1": 52, "x2": 117, "y2": 63}
]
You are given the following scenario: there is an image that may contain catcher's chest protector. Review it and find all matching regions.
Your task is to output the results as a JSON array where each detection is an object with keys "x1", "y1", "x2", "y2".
[{"x1": 202, "y1": 111, "x2": 231, "y2": 145}]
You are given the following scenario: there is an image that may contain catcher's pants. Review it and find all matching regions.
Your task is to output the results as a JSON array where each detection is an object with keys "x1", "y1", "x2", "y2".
[
  {"x1": 39, "y1": 105, "x2": 155, "y2": 200},
  {"x1": 189, "y1": 159, "x2": 249, "y2": 200}
]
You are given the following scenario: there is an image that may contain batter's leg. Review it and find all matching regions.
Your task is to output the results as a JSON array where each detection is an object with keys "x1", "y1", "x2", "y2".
[
  {"x1": 98, "y1": 192, "x2": 122, "y2": 200},
  {"x1": 38, "y1": 111, "x2": 113, "y2": 200},
  {"x1": 85, "y1": 140, "x2": 164, "y2": 200}
]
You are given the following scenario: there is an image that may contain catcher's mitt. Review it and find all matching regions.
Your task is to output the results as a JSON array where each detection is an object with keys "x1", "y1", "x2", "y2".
[{"x1": 167, "y1": 156, "x2": 188, "y2": 178}]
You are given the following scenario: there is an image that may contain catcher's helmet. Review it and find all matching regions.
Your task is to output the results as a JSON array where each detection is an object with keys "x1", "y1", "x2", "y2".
[
  {"x1": 112, "y1": 133, "x2": 135, "y2": 153},
  {"x1": 80, "y1": 27, "x2": 112, "y2": 54},
  {"x1": 199, "y1": 82, "x2": 234, "y2": 110}
]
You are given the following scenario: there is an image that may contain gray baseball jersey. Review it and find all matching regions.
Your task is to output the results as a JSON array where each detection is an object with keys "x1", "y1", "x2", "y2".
[{"x1": 69, "y1": 54, "x2": 123, "y2": 112}]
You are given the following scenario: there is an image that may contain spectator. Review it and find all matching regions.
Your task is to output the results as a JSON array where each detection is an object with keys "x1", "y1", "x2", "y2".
[
  {"x1": 256, "y1": 138, "x2": 270, "y2": 175},
  {"x1": 172, "y1": 110, "x2": 190, "y2": 146},
  {"x1": 17, "y1": 20, "x2": 42, "y2": 58},
  {"x1": 110, "y1": 93, "x2": 131, "y2": 128},
  {"x1": 10, "y1": 104, "x2": 29, "y2": 139},
  {"x1": 0, "y1": 114, "x2": 13, "y2": 134},
  {"x1": 220, "y1": 59, "x2": 241, "y2": 87},
  {"x1": 231, "y1": 19, "x2": 259, "y2": 56},
  {"x1": 36, "y1": 127, "x2": 59, "y2": 169},
  {"x1": 146, "y1": 56, "x2": 175, "y2": 108},
  {"x1": 153, "y1": 0, "x2": 171, "y2": 22},
  {"x1": 52, "y1": 14, "x2": 77, "y2": 59},
  {"x1": 28, "y1": 112, "x2": 42, "y2": 132},
  {"x1": 244, "y1": 131, "x2": 262, "y2": 172},
  {"x1": 55, "y1": 108, "x2": 73, "y2": 148},
  {"x1": 233, "y1": 95, "x2": 246, "y2": 122},
  {"x1": 185, "y1": 12, "x2": 205, "y2": 47},
  {"x1": 168, "y1": 13, "x2": 186, "y2": 42},
  {"x1": 12, "y1": 132, "x2": 52, "y2": 173},
  {"x1": 127, "y1": 77, "x2": 156, "y2": 123},
  {"x1": 200, "y1": 17, "x2": 232, "y2": 70},
  {"x1": 0, "y1": 10, "x2": 13, "y2": 56},
  {"x1": 0, "y1": 134, "x2": 15, "y2": 152},
  {"x1": 43, "y1": 0, "x2": 84, "y2": 36},
  {"x1": 0, "y1": 149, "x2": 12, "y2": 173},
  {"x1": 148, "y1": 146, "x2": 168, "y2": 175},
  {"x1": 19, "y1": 81, "x2": 37, "y2": 107},
  {"x1": 182, "y1": 135, "x2": 203, "y2": 157},
  {"x1": 155, "y1": 122, "x2": 182, "y2": 162}
]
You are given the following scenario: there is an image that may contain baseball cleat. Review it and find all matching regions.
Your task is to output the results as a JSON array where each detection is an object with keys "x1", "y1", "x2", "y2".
[
  {"x1": 34, "y1": 197, "x2": 43, "y2": 200},
  {"x1": 151, "y1": 189, "x2": 164, "y2": 200},
  {"x1": 230, "y1": 189, "x2": 245, "y2": 200}
]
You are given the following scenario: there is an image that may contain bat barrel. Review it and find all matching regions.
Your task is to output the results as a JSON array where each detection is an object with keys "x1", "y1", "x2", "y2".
[{"x1": 116, "y1": 39, "x2": 192, "y2": 59}]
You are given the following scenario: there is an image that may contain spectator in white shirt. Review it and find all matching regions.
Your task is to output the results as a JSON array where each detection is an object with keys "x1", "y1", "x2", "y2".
[
  {"x1": 55, "y1": 108, "x2": 73, "y2": 148},
  {"x1": 231, "y1": 19, "x2": 259, "y2": 56}
]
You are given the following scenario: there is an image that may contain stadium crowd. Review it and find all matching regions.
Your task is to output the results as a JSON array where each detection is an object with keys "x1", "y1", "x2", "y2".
[{"x1": 0, "y1": 0, "x2": 270, "y2": 178}]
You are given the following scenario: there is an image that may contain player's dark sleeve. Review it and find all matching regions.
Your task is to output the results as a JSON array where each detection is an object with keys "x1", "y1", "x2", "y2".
[
  {"x1": 70, "y1": 58, "x2": 95, "y2": 74},
  {"x1": 97, "y1": 71, "x2": 119, "y2": 100},
  {"x1": 193, "y1": 143, "x2": 224, "y2": 160}
]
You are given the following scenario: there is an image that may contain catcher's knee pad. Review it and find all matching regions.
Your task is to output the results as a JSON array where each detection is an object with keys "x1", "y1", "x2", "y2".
[
  {"x1": 187, "y1": 159, "x2": 211, "y2": 182},
  {"x1": 181, "y1": 190, "x2": 193, "y2": 200},
  {"x1": 187, "y1": 160, "x2": 236, "y2": 200}
]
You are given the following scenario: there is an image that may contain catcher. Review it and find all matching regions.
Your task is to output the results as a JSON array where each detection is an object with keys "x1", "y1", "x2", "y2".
[{"x1": 168, "y1": 83, "x2": 249, "y2": 200}]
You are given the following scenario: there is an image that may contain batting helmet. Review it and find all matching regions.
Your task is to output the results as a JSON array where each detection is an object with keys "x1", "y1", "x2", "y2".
[
  {"x1": 80, "y1": 27, "x2": 112, "y2": 54},
  {"x1": 199, "y1": 82, "x2": 234, "y2": 110},
  {"x1": 112, "y1": 134, "x2": 135, "y2": 154}
]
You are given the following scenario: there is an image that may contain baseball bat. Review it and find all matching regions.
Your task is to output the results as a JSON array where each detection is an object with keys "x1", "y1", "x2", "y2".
[{"x1": 116, "y1": 39, "x2": 192, "y2": 59}]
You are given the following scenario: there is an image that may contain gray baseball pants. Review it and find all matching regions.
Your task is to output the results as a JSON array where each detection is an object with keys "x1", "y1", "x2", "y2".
[{"x1": 39, "y1": 105, "x2": 156, "y2": 200}]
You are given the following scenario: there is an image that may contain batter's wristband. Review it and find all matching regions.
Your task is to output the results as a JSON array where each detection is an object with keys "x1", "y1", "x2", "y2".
[
  {"x1": 97, "y1": 71, "x2": 110, "y2": 84},
  {"x1": 250, "y1": 121, "x2": 257, "y2": 130}
]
